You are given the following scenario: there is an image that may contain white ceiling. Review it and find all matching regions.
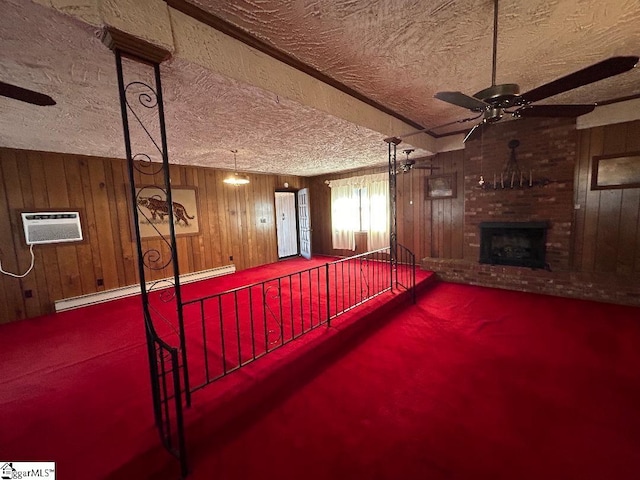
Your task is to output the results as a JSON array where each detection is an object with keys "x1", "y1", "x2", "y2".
[{"x1": 1, "y1": 0, "x2": 639, "y2": 176}]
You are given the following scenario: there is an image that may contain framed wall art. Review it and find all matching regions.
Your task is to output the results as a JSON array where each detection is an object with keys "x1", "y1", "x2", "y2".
[
  {"x1": 425, "y1": 172, "x2": 457, "y2": 199},
  {"x1": 591, "y1": 152, "x2": 640, "y2": 190},
  {"x1": 134, "y1": 185, "x2": 200, "y2": 239}
]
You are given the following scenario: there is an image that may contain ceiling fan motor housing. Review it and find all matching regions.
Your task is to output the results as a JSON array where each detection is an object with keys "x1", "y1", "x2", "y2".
[
  {"x1": 473, "y1": 83, "x2": 521, "y2": 107},
  {"x1": 473, "y1": 84, "x2": 523, "y2": 123},
  {"x1": 484, "y1": 106, "x2": 504, "y2": 123}
]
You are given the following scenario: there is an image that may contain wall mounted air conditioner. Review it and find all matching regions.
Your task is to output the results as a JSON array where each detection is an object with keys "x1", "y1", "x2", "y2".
[{"x1": 21, "y1": 212, "x2": 83, "y2": 245}]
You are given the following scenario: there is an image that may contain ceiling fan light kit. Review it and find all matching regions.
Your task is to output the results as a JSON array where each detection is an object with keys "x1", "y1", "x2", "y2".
[
  {"x1": 434, "y1": 0, "x2": 639, "y2": 142},
  {"x1": 393, "y1": 149, "x2": 440, "y2": 175}
]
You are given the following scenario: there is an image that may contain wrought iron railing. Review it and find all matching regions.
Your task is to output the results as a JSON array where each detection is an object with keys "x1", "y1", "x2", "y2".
[
  {"x1": 181, "y1": 245, "x2": 416, "y2": 393},
  {"x1": 144, "y1": 312, "x2": 188, "y2": 478},
  {"x1": 395, "y1": 243, "x2": 417, "y2": 304},
  {"x1": 145, "y1": 245, "x2": 415, "y2": 477}
]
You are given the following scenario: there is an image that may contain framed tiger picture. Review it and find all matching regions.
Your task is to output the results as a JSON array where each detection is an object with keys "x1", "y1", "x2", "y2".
[{"x1": 134, "y1": 185, "x2": 200, "y2": 239}]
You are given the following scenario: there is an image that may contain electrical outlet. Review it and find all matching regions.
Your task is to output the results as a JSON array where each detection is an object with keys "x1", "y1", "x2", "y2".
[
  {"x1": 24, "y1": 290, "x2": 32, "y2": 298},
  {"x1": 97, "y1": 278, "x2": 104, "y2": 286}
]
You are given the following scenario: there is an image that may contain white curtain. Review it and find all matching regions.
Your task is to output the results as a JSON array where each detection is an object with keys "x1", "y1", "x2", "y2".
[
  {"x1": 366, "y1": 174, "x2": 390, "y2": 250},
  {"x1": 330, "y1": 182, "x2": 358, "y2": 250},
  {"x1": 328, "y1": 172, "x2": 389, "y2": 251}
]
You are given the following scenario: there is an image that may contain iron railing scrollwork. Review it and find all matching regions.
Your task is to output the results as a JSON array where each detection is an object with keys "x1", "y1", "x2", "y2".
[{"x1": 114, "y1": 49, "x2": 188, "y2": 478}]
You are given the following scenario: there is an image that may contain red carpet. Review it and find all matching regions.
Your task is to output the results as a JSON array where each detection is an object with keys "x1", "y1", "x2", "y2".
[
  {"x1": 141, "y1": 282, "x2": 640, "y2": 480},
  {"x1": 2, "y1": 263, "x2": 640, "y2": 480},
  {"x1": 0, "y1": 256, "x2": 339, "y2": 478},
  {"x1": 0, "y1": 255, "x2": 424, "y2": 479}
]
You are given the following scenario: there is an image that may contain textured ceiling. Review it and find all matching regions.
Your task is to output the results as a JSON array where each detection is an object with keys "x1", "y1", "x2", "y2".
[
  {"x1": 190, "y1": 0, "x2": 640, "y2": 134},
  {"x1": 0, "y1": 0, "x2": 427, "y2": 176},
  {"x1": 1, "y1": 0, "x2": 640, "y2": 176}
]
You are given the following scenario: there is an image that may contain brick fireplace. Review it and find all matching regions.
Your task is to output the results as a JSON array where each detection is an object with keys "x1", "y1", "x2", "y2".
[
  {"x1": 463, "y1": 118, "x2": 574, "y2": 271},
  {"x1": 479, "y1": 222, "x2": 548, "y2": 269},
  {"x1": 418, "y1": 117, "x2": 640, "y2": 306},
  {"x1": 422, "y1": 117, "x2": 611, "y2": 301}
]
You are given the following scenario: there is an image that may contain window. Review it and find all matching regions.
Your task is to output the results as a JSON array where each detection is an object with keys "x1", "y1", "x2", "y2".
[{"x1": 328, "y1": 173, "x2": 389, "y2": 251}]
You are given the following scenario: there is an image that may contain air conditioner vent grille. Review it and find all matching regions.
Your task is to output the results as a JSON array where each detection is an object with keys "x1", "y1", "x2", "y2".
[{"x1": 21, "y1": 212, "x2": 83, "y2": 245}]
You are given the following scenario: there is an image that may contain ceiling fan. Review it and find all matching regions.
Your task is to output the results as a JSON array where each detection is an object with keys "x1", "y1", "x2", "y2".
[
  {"x1": 398, "y1": 149, "x2": 440, "y2": 173},
  {"x1": 434, "y1": 0, "x2": 638, "y2": 142},
  {"x1": 0, "y1": 81, "x2": 56, "y2": 106}
]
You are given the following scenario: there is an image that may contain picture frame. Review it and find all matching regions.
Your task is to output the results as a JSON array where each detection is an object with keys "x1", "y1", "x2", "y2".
[
  {"x1": 134, "y1": 185, "x2": 200, "y2": 240},
  {"x1": 425, "y1": 172, "x2": 457, "y2": 199},
  {"x1": 591, "y1": 152, "x2": 640, "y2": 190}
]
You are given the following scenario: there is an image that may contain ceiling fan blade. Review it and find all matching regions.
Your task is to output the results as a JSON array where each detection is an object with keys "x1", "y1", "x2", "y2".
[
  {"x1": 434, "y1": 91, "x2": 488, "y2": 111},
  {"x1": 520, "y1": 56, "x2": 639, "y2": 104},
  {"x1": 514, "y1": 104, "x2": 596, "y2": 118},
  {"x1": 0, "y1": 81, "x2": 56, "y2": 106}
]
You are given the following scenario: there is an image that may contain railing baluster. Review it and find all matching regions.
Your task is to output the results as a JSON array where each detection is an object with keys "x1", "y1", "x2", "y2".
[
  {"x1": 278, "y1": 278, "x2": 284, "y2": 345},
  {"x1": 341, "y1": 260, "x2": 345, "y2": 313},
  {"x1": 235, "y1": 291, "x2": 241, "y2": 366},
  {"x1": 308, "y1": 269, "x2": 313, "y2": 329},
  {"x1": 159, "y1": 347, "x2": 171, "y2": 443},
  {"x1": 299, "y1": 272, "x2": 304, "y2": 334},
  {"x1": 171, "y1": 350, "x2": 188, "y2": 478},
  {"x1": 333, "y1": 262, "x2": 342, "y2": 313},
  {"x1": 289, "y1": 274, "x2": 294, "y2": 339},
  {"x1": 200, "y1": 299, "x2": 209, "y2": 384},
  {"x1": 348, "y1": 259, "x2": 352, "y2": 309},
  {"x1": 413, "y1": 250, "x2": 416, "y2": 304},
  {"x1": 218, "y1": 296, "x2": 227, "y2": 375},
  {"x1": 263, "y1": 283, "x2": 269, "y2": 354},
  {"x1": 249, "y1": 287, "x2": 256, "y2": 360},
  {"x1": 325, "y1": 263, "x2": 331, "y2": 326}
]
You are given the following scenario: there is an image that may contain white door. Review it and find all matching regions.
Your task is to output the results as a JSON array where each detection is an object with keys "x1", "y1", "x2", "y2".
[
  {"x1": 297, "y1": 188, "x2": 312, "y2": 259},
  {"x1": 275, "y1": 192, "x2": 298, "y2": 258}
]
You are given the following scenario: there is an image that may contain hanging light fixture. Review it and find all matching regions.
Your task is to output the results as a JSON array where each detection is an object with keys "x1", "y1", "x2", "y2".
[{"x1": 223, "y1": 149, "x2": 250, "y2": 185}]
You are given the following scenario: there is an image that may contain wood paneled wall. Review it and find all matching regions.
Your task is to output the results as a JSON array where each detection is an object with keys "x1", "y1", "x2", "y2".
[
  {"x1": 4, "y1": 121, "x2": 637, "y2": 321},
  {"x1": 0, "y1": 148, "x2": 306, "y2": 322},
  {"x1": 396, "y1": 150, "x2": 465, "y2": 261},
  {"x1": 573, "y1": 120, "x2": 640, "y2": 274}
]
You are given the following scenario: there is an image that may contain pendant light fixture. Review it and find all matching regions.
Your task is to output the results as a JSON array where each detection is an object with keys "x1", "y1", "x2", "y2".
[{"x1": 223, "y1": 149, "x2": 250, "y2": 185}]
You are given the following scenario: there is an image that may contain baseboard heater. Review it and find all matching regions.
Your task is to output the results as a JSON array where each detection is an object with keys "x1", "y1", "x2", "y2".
[{"x1": 54, "y1": 264, "x2": 236, "y2": 312}]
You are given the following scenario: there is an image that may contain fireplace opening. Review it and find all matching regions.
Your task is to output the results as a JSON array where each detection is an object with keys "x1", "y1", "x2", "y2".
[{"x1": 479, "y1": 222, "x2": 548, "y2": 269}]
